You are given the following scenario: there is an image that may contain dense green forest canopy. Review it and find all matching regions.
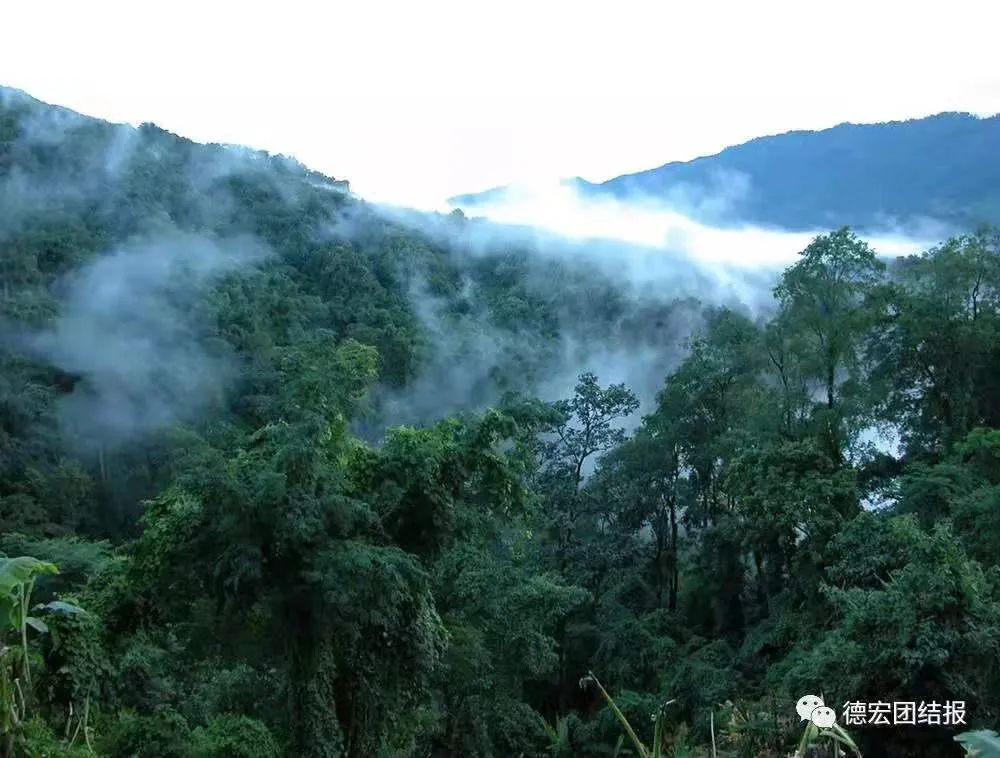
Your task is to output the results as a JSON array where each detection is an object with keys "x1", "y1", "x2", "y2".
[
  {"x1": 2, "y1": 87, "x2": 1000, "y2": 757},
  {"x1": 452, "y1": 112, "x2": 1000, "y2": 232}
]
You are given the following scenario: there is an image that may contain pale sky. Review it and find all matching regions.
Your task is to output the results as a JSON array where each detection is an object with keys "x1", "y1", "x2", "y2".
[{"x1": 3, "y1": 1, "x2": 999, "y2": 208}]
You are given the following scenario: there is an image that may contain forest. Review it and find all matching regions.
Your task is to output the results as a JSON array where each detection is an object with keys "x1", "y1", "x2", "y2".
[{"x1": 2, "y1": 87, "x2": 1000, "y2": 757}]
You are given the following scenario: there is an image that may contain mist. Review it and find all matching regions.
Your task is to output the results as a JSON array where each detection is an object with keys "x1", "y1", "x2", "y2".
[
  {"x1": 444, "y1": 180, "x2": 938, "y2": 266},
  {"x1": 0, "y1": 87, "x2": 948, "y2": 448},
  {"x1": 18, "y1": 230, "x2": 269, "y2": 448},
  {"x1": 340, "y1": 179, "x2": 936, "y2": 432}
]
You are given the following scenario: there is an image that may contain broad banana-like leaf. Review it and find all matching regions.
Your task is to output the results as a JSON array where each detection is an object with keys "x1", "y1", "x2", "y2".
[
  {"x1": 956, "y1": 729, "x2": 1000, "y2": 757},
  {"x1": 0, "y1": 557, "x2": 58, "y2": 594},
  {"x1": 34, "y1": 600, "x2": 85, "y2": 616},
  {"x1": 24, "y1": 616, "x2": 48, "y2": 634}
]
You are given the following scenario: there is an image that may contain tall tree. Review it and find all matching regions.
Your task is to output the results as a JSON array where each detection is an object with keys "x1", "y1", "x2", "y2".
[
  {"x1": 871, "y1": 229, "x2": 1000, "y2": 453},
  {"x1": 774, "y1": 227, "x2": 886, "y2": 460}
]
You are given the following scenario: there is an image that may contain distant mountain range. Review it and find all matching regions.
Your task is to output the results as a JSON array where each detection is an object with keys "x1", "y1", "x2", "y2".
[{"x1": 450, "y1": 113, "x2": 1000, "y2": 232}]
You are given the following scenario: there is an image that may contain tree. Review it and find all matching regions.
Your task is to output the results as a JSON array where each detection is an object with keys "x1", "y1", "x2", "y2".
[
  {"x1": 537, "y1": 372, "x2": 639, "y2": 572},
  {"x1": 870, "y1": 229, "x2": 1000, "y2": 453},
  {"x1": 774, "y1": 227, "x2": 886, "y2": 460},
  {"x1": 650, "y1": 307, "x2": 764, "y2": 528},
  {"x1": 528, "y1": 373, "x2": 638, "y2": 712},
  {"x1": 773, "y1": 514, "x2": 1000, "y2": 757},
  {"x1": 129, "y1": 338, "x2": 404, "y2": 756},
  {"x1": 591, "y1": 430, "x2": 685, "y2": 612},
  {"x1": 728, "y1": 439, "x2": 857, "y2": 611}
]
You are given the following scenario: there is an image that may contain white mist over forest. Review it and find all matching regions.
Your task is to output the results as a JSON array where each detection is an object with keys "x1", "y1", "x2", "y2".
[{"x1": 443, "y1": 181, "x2": 938, "y2": 267}]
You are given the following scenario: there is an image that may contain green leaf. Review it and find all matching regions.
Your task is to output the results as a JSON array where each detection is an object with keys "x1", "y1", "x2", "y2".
[
  {"x1": 795, "y1": 721, "x2": 819, "y2": 757},
  {"x1": 34, "y1": 600, "x2": 85, "y2": 616},
  {"x1": 584, "y1": 672, "x2": 649, "y2": 758},
  {"x1": 24, "y1": 616, "x2": 49, "y2": 634},
  {"x1": 956, "y1": 730, "x2": 1000, "y2": 757},
  {"x1": 0, "y1": 557, "x2": 58, "y2": 593},
  {"x1": 824, "y1": 726, "x2": 863, "y2": 757}
]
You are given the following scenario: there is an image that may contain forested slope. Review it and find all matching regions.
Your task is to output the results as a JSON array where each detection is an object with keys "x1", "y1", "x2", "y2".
[
  {"x1": 2, "y1": 87, "x2": 1000, "y2": 757},
  {"x1": 453, "y1": 112, "x2": 1000, "y2": 232}
]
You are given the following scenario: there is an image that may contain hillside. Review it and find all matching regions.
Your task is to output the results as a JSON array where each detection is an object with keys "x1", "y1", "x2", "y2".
[
  {"x1": 2, "y1": 87, "x2": 1000, "y2": 757},
  {"x1": 452, "y1": 112, "x2": 1000, "y2": 231},
  {"x1": 0, "y1": 86, "x2": 730, "y2": 433}
]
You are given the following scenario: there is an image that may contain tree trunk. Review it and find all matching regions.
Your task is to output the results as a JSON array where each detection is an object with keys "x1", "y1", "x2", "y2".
[
  {"x1": 289, "y1": 621, "x2": 345, "y2": 757},
  {"x1": 556, "y1": 616, "x2": 569, "y2": 712},
  {"x1": 654, "y1": 520, "x2": 665, "y2": 608},
  {"x1": 753, "y1": 549, "x2": 768, "y2": 615},
  {"x1": 668, "y1": 500, "x2": 678, "y2": 612},
  {"x1": 826, "y1": 361, "x2": 835, "y2": 409}
]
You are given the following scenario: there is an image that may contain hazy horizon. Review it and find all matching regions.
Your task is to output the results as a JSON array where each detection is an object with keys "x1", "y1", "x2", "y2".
[{"x1": 3, "y1": 1, "x2": 999, "y2": 208}]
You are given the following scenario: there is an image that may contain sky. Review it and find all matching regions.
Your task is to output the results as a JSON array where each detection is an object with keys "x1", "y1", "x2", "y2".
[{"x1": 3, "y1": 1, "x2": 1000, "y2": 209}]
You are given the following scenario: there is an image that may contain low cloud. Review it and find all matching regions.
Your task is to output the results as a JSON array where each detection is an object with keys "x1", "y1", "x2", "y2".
[
  {"x1": 21, "y1": 230, "x2": 269, "y2": 448},
  {"x1": 338, "y1": 178, "x2": 941, "y2": 432},
  {"x1": 446, "y1": 181, "x2": 935, "y2": 267}
]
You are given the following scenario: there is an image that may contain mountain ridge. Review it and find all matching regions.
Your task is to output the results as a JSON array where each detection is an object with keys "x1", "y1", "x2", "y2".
[{"x1": 450, "y1": 112, "x2": 1000, "y2": 231}]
